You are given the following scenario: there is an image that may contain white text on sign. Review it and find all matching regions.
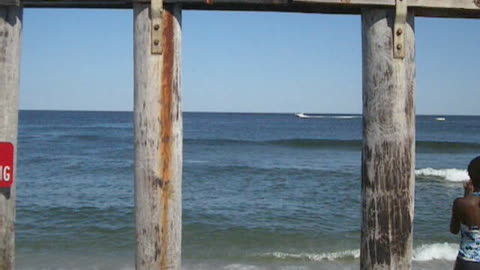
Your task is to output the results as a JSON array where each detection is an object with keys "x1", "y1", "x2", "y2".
[{"x1": 0, "y1": 166, "x2": 11, "y2": 182}]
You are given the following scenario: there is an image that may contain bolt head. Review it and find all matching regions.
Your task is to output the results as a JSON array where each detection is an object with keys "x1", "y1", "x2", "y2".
[
  {"x1": 154, "y1": 24, "x2": 160, "y2": 31},
  {"x1": 396, "y1": 44, "x2": 402, "y2": 50},
  {"x1": 396, "y1": 28, "x2": 403, "y2": 36},
  {"x1": 154, "y1": 39, "x2": 160, "y2": 46}
]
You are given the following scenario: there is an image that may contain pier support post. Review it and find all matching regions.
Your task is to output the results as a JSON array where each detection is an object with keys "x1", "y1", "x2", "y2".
[
  {"x1": 134, "y1": 3, "x2": 182, "y2": 270},
  {"x1": 0, "y1": 5, "x2": 22, "y2": 270},
  {"x1": 361, "y1": 8, "x2": 415, "y2": 270}
]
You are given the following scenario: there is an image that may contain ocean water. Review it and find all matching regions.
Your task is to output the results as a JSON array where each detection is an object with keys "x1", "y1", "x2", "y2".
[{"x1": 14, "y1": 111, "x2": 480, "y2": 270}]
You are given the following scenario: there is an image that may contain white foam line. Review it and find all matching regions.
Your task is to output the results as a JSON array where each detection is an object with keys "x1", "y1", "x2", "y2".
[
  {"x1": 413, "y1": 242, "x2": 458, "y2": 261},
  {"x1": 415, "y1": 168, "x2": 469, "y2": 182},
  {"x1": 259, "y1": 250, "x2": 360, "y2": 262},
  {"x1": 258, "y1": 242, "x2": 459, "y2": 263}
]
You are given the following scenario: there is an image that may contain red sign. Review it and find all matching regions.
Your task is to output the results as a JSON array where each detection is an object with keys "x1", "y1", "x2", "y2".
[{"x1": 0, "y1": 142, "x2": 14, "y2": 188}]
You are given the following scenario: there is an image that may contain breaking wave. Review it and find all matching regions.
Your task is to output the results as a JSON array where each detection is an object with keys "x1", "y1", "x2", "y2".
[
  {"x1": 257, "y1": 242, "x2": 458, "y2": 262},
  {"x1": 415, "y1": 168, "x2": 469, "y2": 182}
]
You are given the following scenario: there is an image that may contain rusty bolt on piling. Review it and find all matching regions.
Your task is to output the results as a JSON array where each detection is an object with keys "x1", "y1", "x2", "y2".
[
  {"x1": 397, "y1": 44, "x2": 403, "y2": 50},
  {"x1": 396, "y1": 28, "x2": 403, "y2": 36},
  {"x1": 154, "y1": 24, "x2": 160, "y2": 31},
  {"x1": 154, "y1": 39, "x2": 160, "y2": 46}
]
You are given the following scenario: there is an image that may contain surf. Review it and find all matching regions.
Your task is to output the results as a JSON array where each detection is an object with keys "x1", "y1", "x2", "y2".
[{"x1": 416, "y1": 168, "x2": 469, "y2": 182}]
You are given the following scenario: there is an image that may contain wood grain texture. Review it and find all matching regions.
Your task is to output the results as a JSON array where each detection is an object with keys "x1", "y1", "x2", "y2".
[
  {"x1": 19, "y1": 0, "x2": 480, "y2": 18},
  {"x1": 293, "y1": 0, "x2": 480, "y2": 9},
  {"x1": 134, "y1": 3, "x2": 182, "y2": 270},
  {"x1": 0, "y1": 5, "x2": 21, "y2": 270},
  {"x1": 361, "y1": 8, "x2": 415, "y2": 270}
]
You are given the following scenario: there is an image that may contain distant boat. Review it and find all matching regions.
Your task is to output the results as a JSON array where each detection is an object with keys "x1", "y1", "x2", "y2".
[
  {"x1": 435, "y1": 117, "x2": 446, "y2": 121},
  {"x1": 295, "y1": 113, "x2": 323, "y2": 119},
  {"x1": 295, "y1": 113, "x2": 309, "y2": 118},
  {"x1": 295, "y1": 113, "x2": 360, "y2": 119}
]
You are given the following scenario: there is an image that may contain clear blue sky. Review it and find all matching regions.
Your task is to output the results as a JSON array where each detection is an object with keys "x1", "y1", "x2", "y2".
[{"x1": 20, "y1": 8, "x2": 480, "y2": 115}]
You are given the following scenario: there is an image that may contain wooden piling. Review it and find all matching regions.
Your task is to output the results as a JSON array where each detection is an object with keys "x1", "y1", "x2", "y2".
[
  {"x1": 134, "y1": 3, "x2": 182, "y2": 270},
  {"x1": 0, "y1": 5, "x2": 22, "y2": 270},
  {"x1": 361, "y1": 8, "x2": 415, "y2": 270},
  {"x1": 0, "y1": 6, "x2": 23, "y2": 270}
]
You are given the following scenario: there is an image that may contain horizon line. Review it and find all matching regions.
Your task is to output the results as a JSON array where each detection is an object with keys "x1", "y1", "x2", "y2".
[{"x1": 17, "y1": 109, "x2": 480, "y2": 117}]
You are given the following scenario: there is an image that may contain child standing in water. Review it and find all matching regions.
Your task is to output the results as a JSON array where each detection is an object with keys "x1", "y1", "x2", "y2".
[{"x1": 450, "y1": 156, "x2": 480, "y2": 270}]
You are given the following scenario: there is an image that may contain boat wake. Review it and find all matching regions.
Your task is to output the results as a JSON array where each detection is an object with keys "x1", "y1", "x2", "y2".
[{"x1": 295, "y1": 113, "x2": 360, "y2": 119}]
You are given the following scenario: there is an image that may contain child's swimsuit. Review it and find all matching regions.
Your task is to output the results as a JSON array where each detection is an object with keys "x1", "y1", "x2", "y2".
[
  {"x1": 458, "y1": 224, "x2": 480, "y2": 262},
  {"x1": 458, "y1": 192, "x2": 480, "y2": 263}
]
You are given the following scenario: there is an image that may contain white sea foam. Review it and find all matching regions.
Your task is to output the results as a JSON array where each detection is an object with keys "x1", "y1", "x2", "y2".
[
  {"x1": 415, "y1": 168, "x2": 469, "y2": 182},
  {"x1": 259, "y1": 243, "x2": 458, "y2": 263},
  {"x1": 260, "y1": 249, "x2": 360, "y2": 262},
  {"x1": 413, "y1": 243, "x2": 458, "y2": 261}
]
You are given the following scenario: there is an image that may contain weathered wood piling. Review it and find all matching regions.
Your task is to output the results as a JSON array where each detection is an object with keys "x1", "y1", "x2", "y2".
[
  {"x1": 133, "y1": 2, "x2": 183, "y2": 270},
  {"x1": 361, "y1": 8, "x2": 416, "y2": 270},
  {"x1": 0, "y1": 5, "x2": 22, "y2": 270}
]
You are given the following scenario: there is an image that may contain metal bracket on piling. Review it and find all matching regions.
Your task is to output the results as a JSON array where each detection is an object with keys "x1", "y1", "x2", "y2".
[
  {"x1": 394, "y1": 0, "x2": 407, "y2": 59},
  {"x1": 151, "y1": 0, "x2": 163, "y2": 54}
]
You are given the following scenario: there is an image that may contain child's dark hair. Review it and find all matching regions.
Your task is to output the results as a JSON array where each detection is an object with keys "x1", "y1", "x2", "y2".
[{"x1": 468, "y1": 156, "x2": 480, "y2": 187}]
